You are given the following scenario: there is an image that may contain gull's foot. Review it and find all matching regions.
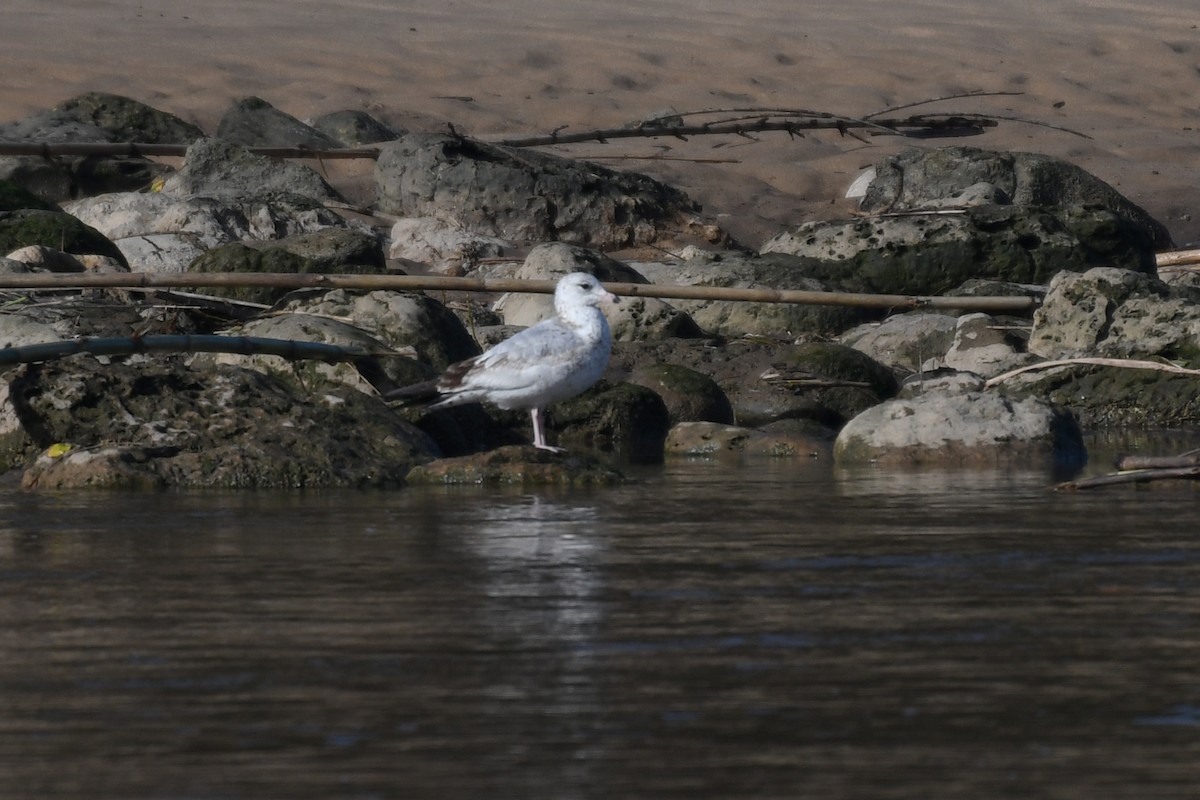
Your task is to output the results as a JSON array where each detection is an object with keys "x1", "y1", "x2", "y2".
[{"x1": 534, "y1": 443, "x2": 568, "y2": 454}]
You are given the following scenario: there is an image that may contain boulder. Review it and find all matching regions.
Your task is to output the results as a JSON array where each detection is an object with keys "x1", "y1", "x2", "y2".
[
  {"x1": 834, "y1": 391, "x2": 1085, "y2": 465},
  {"x1": 664, "y1": 421, "x2": 831, "y2": 458},
  {"x1": 374, "y1": 132, "x2": 701, "y2": 249},
  {"x1": 627, "y1": 363, "x2": 734, "y2": 425},
  {"x1": 216, "y1": 96, "x2": 343, "y2": 149},
  {"x1": 274, "y1": 289, "x2": 481, "y2": 372},
  {"x1": 6, "y1": 358, "x2": 438, "y2": 489},
  {"x1": 553, "y1": 381, "x2": 671, "y2": 461},
  {"x1": 497, "y1": 243, "x2": 701, "y2": 341},
  {"x1": 187, "y1": 238, "x2": 385, "y2": 304},
  {"x1": 839, "y1": 312, "x2": 958, "y2": 374},
  {"x1": 761, "y1": 204, "x2": 1157, "y2": 297},
  {"x1": 857, "y1": 145, "x2": 1173, "y2": 250},
  {"x1": 387, "y1": 217, "x2": 512, "y2": 274},
  {"x1": 0, "y1": 180, "x2": 60, "y2": 213},
  {"x1": 1028, "y1": 267, "x2": 1200, "y2": 362},
  {"x1": 0, "y1": 209, "x2": 127, "y2": 267},
  {"x1": 633, "y1": 250, "x2": 869, "y2": 339},
  {"x1": 0, "y1": 93, "x2": 199, "y2": 202},
  {"x1": 163, "y1": 138, "x2": 343, "y2": 203},
  {"x1": 309, "y1": 110, "x2": 403, "y2": 146},
  {"x1": 938, "y1": 313, "x2": 1039, "y2": 378},
  {"x1": 404, "y1": 445, "x2": 624, "y2": 486},
  {"x1": 999, "y1": 364, "x2": 1200, "y2": 428}
]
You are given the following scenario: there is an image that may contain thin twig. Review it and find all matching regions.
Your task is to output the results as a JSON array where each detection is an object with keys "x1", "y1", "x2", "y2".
[{"x1": 985, "y1": 357, "x2": 1200, "y2": 389}]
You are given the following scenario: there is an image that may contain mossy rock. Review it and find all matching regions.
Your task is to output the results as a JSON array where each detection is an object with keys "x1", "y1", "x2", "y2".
[
  {"x1": 628, "y1": 363, "x2": 734, "y2": 425},
  {"x1": 0, "y1": 180, "x2": 59, "y2": 213},
  {"x1": 554, "y1": 381, "x2": 671, "y2": 461},
  {"x1": 0, "y1": 209, "x2": 127, "y2": 266},
  {"x1": 1004, "y1": 365, "x2": 1200, "y2": 428},
  {"x1": 404, "y1": 445, "x2": 625, "y2": 486},
  {"x1": 188, "y1": 242, "x2": 380, "y2": 304},
  {"x1": 54, "y1": 92, "x2": 205, "y2": 144}
]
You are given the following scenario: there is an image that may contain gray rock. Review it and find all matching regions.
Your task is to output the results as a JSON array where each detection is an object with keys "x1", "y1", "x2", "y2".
[
  {"x1": 187, "y1": 242, "x2": 380, "y2": 305},
  {"x1": 858, "y1": 145, "x2": 1173, "y2": 250},
  {"x1": 275, "y1": 289, "x2": 481, "y2": 372},
  {"x1": 0, "y1": 209, "x2": 127, "y2": 267},
  {"x1": 6, "y1": 359, "x2": 438, "y2": 489},
  {"x1": 309, "y1": 110, "x2": 403, "y2": 146},
  {"x1": 633, "y1": 250, "x2": 868, "y2": 339},
  {"x1": 373, "y1": 132, "x2": 700, "y2": 249},
  {"x1": 939, "y1": 312, "x2": 1039, "y2": 378},
  {"x1": 1028, "y1": 267, "x2": 1200, "y2": 360},
  {"x1": 244, "y1": 227, "x2": 385, "y2": 272},
  {"x1": 834, "y1": 391, "x2": 1084, "y2": 465},
  {"x1": 163, "y1": 138, "x2": 343, "y2": 203},
  {"x1": 999, "y1": 364, "x2": 1200, "y2": 428},
  {"x1": 553, "y1": 380, "x2": 671, "y2": 461},
  {"x1": 839, "y1": 312, "x2": 958, "y2": 373},
  {"x1": 386, "y1": 217, "x2": 512, "y2": 274},
  {"x1": 216, "y1": 97, "x2": 343, "y2": 149},
  {"x1": 499, "y1": 243, "x2": 701, "y2": 341},
  {"x1": 898, "y1": 369, "x2": 987, "y2": 398},
  {"x1": 664, "y1": 421, "x2": 831, "y2": 458},
  {"x1": 761, "y1": 204, "x2": 1157, "y2": 297},
  {"x1": 52, "y1": 92, "x2": 205, "y2": 144},
  {"x1": 627, "y1": 363, "x2": 734, "y2": 425}
]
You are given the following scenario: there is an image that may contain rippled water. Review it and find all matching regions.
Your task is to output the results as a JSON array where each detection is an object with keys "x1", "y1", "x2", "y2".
[{"x1": 2, "y1": 451, "x2": 1200, "y2": 799}]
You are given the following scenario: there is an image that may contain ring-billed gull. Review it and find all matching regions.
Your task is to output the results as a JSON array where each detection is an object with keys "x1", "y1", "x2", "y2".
[{"x1": 387, "y1": 272, "x2": 620, "y2": 451}]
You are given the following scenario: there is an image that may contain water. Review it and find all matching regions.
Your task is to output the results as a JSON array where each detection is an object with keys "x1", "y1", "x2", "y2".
[{"x1": 2, "y1": 455, "x2": 1199, "y2": 799}]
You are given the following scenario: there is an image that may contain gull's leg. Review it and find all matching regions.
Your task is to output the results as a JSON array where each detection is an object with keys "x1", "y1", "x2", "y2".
[{"x1": 531, "y1": 407, "x2": 565, "y2": 453}]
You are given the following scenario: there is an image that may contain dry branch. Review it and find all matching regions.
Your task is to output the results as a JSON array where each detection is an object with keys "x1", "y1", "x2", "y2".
[
  {"x1": 1057, "y1": 466, "x2": 1200, "y2": 491},
  {"x1": 0, "y1": 272, "x2": 1039, "y2": 313},
  {"x1": 985, "y1": 357, "x2": 1200, "y2": 389}
]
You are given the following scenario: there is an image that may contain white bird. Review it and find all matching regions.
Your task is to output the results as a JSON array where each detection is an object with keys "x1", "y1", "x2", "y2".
[{"x1": 387, "y1": 272, "x2": 620, "y2": 451}]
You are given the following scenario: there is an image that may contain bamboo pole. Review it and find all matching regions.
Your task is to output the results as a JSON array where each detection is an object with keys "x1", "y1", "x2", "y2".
[
  {"x1": 0, "y1": 272, "x2": 1039, "y2": 312},
  {"x1": 0, "y1": 141, "x2": 380, "y2": 160}
]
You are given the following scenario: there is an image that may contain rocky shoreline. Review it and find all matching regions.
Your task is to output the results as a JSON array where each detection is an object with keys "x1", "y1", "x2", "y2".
[{"x1": 0, "y1": 92, "x2": 1196, "y2": 488}]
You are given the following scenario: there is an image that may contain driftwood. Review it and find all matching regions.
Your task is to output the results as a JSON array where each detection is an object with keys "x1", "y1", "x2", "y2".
[
  {"x1": 1114, "y1": 449, "x2": 1200, "y2": 471},
  {"x1": 0, "y1": 272, "x2": 1039, "y2": 313},
  {"x1": 0, "y1": 334, "x2": 385, "y2": 367},
  {"x1": 985, "y1": 357, "x2": 1200, "y2": 389},
  {"x1": 1057, "y1": 466, "x2": 1200, "y2": 491},
  {"x1": 1155, "y1": 249, "x2": 1200, "y2": 270}
]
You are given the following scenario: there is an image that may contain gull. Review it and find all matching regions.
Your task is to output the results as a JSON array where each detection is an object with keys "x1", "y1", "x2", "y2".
[{"x1": 387, "y1": 272, "x2": 620, "y2": 451}]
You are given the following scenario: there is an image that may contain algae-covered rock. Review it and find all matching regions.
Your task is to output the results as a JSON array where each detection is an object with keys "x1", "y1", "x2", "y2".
[
  {"x1": 0, "y1": 209, "x2": 128, "y2": 267},
  {"x1": 6, "y1": 358, "x2": 438, "y2": 489},
  {"x1": 553, "y1": 381, "x2": 671, "y2": 461},
  {"x1": 404, "y1": 445, "x2": 625, "y2": 486}
]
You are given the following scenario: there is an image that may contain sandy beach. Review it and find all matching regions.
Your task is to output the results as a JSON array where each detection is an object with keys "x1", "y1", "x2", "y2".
[{"x1": 1, "y1": 0, "x2": 1197, "y2": 247}]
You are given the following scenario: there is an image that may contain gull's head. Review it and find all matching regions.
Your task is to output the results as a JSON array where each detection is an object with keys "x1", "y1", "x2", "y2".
[{"x1": 555, "y1": 272, "x2": 620, "y2": 315}]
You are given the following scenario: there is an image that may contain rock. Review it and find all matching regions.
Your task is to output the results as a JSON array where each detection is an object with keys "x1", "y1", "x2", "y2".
[
  {"x1": 245, "y1": 227, "x2": 385, "y2": 272},
  {"x1": 500, "y1": 243, "x2": 701, "y2": 341},
  {"x1": 4, "y1": 245, "x2": 86, "y2": 273},
  {"x1": 664, "y1": 421, "x2": 831, "y2": 458},
  {"x1": 404, "y1": 445, "x2": 624, "y2": 486},
  {"x1": 275, "y1": 289, "x2": 481, "y2": 372},
  {"x1": 1028, "y1": 267, "x2": 1200, "y2": 361},
  {"x1": 552, "y1": 381, "x2": 671, "y2": 461},
  {"x1": 627, "y1": 363, "x2": 734, "y2": 425},
  {"x1": 216, "y1": 96, "x2": 343, "y2": 149},
  {"x1": 857, "y1": 145, "x2": 1173, "y2": 250},
  {"x1": 374, "y1": 132, "x2": 701, "y2": 249},
  {"x1": 735, "y1": 342, "x2": 899, "y2": 428},
  {"x1": 0, "y1": 180, "x2": 60, "y2": 212},
  {"x1": 163, "y1": 138, "x2": 343, "y2": 203},
  {"x1": 64, "y1": 191, "x2": 354, "y2": 272},
  {"x1": 999, "y1": 364, "x2": 1200, "y2": 428},
  {"x1": 834, "y1": 391, "x2": 1085, "y2": 465},
  {"x1": 839, "y1": 312, "x2": 958, "y2": 373},
  {"x1": 202, "y1": 313, "x2": 402, "y2": 396},
  {"x1": 898, "y1": 369, "x2": 987, "y2": 398},
  {"x1": 761, "y1": 204, "x2": 1157, "y2": 297},
  {"x1": 52, "y1": 92, "x2": 205, "y2": 144},
  {"x1": 309, "y1": 110, "x2": 403, "y2": 146},
  {"x1": 387, "y1": 217, "x2": 513, "y2": 274},
  {"x1": 187, "y1": 241, "x2": 383, "y2": 305},
  {"x1": 0, "y1": 93, "x2": 199, "y2": 202},
  {"x1": 7, "y1": 358, "x2": 438, "y2": 489},
  {"x1": 0, "y1": 209, "x2": 128, "y2": 267},
  {"x1": 938, "y1": 312, "x2": 1039, "y2": 378},
  {"x1": 633, "y1": 250, "x2": 869, "y2": 339}
]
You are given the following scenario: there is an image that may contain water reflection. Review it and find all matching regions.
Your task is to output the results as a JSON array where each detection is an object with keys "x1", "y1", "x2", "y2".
[{"x1": 2, "y1": 457, "x2": 1200, "y2": 798}]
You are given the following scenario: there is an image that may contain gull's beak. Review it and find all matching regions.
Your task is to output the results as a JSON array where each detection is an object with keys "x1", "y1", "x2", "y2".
[{"x1": 605, "y1": 290, "x2": 620, "y2": 306}]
